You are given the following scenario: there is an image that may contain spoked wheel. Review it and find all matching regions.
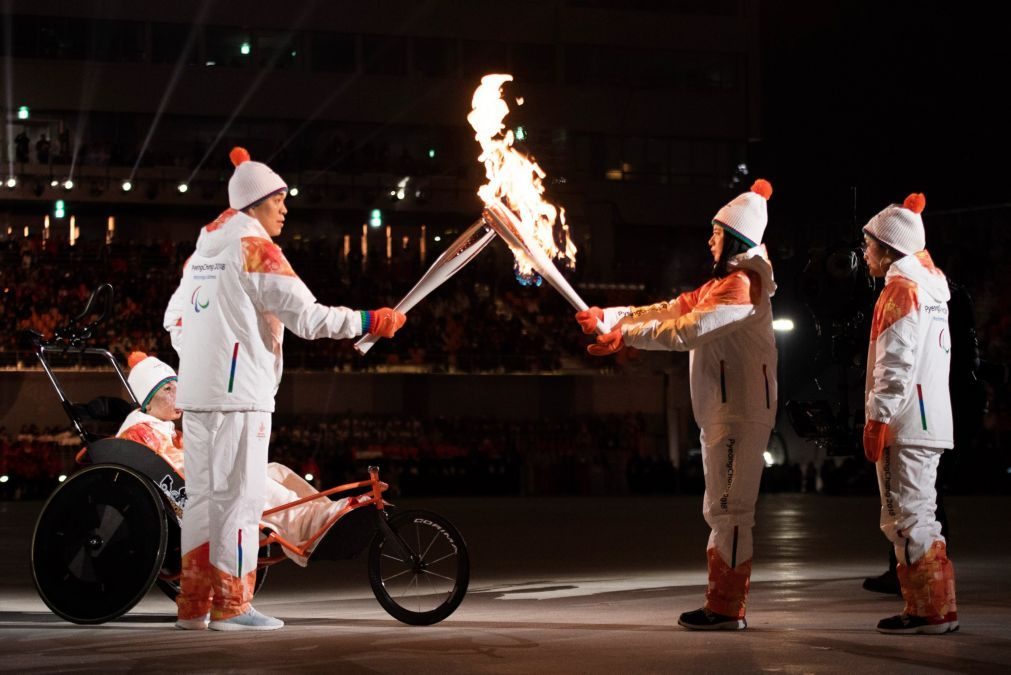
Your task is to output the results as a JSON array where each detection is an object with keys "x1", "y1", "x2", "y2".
[
  {"x1": 368, "y1": 509, "x2": 469, "y2": 625},
  {"x1": 31, "y1": 465, "x2": 168, "y2": 624}
]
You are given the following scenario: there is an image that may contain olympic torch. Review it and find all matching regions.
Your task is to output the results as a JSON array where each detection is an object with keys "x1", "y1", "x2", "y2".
[
  {"x1": 354, "y1": 218, "x2": 497, "y2": 355},
  {"x1": 483, "y1": 200, "x2": 606, "y2": 334}
]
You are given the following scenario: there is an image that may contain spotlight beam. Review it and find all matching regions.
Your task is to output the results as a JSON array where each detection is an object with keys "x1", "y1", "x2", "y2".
[
  {"x1": 130, "y1": 0, "x2": 214, "y2": 183},
  {"x1": 68, "y1": 4, "x2": 116, "y2": 182},
  {"x1": 186, "y1": 0, "x2": 320, "y2": 183},
  {"x1": 3, "y1": 1, "x2": 15, "y2": 180}
]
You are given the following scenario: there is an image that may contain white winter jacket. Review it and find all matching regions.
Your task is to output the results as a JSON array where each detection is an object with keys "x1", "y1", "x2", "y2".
[
  {"x1": 865, "y1": 250, "x2": 953, "y2": 449},
  {"x1": 164, "y1": 209, "x2": 363, "y2": 412},
  {"x1": 603, "y1": 245, "x2": 778, "y2": 428}
]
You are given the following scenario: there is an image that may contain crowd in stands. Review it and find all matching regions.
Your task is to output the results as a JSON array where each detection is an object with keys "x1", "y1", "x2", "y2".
[{"x1": 0, "y1": 230, "x2": 654, "y2": 372}]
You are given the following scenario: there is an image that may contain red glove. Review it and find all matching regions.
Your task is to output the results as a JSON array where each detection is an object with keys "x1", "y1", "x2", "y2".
[
  {"x1": 575, "y1": 307, "x2": 604, "y2": 334},
  {"x1": 366, "y1": 308, "x2": 407, "y2": 339},
  {"x1": 587, "y1": 327, "x2": 624, "y2": 356},
  {"x1": 863, "y1": 419, "x2": 889, "y2": 463}
]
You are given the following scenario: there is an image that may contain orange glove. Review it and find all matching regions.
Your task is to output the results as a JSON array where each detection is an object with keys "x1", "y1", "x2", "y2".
[
  {"x1": 365, "y1": 308, "x2": 407, "y2": 339},
  {"x1": 863, "y1": 419, "x2": 889, "y2": 463},
  {"x1": 587, "y1": 327, "x2": 624, "y2": 356},
  {"x1": 575, "y1": 307, "x2": 604, "y2": 334}
]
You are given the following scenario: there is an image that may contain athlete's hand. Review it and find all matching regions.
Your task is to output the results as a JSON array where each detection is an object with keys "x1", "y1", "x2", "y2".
[
  {"x1": 367, "y1": 308, "x2": 407, "y2": 339},
  {"x1": 863, "y1": 419, "x2": 889, "y2": 463},
  {"x1": 587, "y1": 327, "x2": 624, "y2": 356},
  {"x1": 575, "y1": 307, "x2": 604, "y2": 334}
]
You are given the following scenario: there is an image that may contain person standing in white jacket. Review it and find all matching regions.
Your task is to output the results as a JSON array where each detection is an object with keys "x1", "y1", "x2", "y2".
[
  {"x1": 576, "y1": 180, "x2": 777, "y2": 630},
  {"x1": 862, "y1": 192, "x2": 958, "y2": 635},
  {"x1": 164, "y1": 147, "x2": 405, "y2": 631}
]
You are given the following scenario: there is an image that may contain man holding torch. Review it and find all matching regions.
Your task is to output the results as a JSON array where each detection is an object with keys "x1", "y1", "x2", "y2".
[
  {"x1": 577, "y1": 180, "x2": 777, "y2": 630},
  {"x1": 164, "y1": 147, "x2": 405, "y2": 631}
]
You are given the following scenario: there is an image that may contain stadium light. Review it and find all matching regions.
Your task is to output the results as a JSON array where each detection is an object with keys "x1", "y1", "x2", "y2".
[{"x1": 772, "y1": 318, "x2": 795, "y2": 332}]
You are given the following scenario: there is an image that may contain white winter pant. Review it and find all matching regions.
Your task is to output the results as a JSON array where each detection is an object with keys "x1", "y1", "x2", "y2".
[
  {"x1": 701, "y1": 422, "x2": 770, "y2": 567},
  {"x1": 876, "y1": 443, "x2": 945, "y2": 566},
  {"x1": 182, "y1": 410, "x2": 271, "y2": 582}
]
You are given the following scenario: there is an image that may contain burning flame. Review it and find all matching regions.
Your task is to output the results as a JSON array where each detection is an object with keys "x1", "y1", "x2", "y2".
[{"x1": 467, "y1": 74, "x2": 576, "y2": 277}]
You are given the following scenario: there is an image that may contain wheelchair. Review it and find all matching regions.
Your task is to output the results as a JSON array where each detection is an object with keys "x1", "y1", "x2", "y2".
[{"x1": 27, "y1": 284, "x2": 469, "y2": 626}]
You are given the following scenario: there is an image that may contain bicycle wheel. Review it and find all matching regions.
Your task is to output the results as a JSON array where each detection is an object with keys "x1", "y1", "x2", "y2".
[
  {"x1": 368, "y1": 509, "x2": 469, "y2": 625},
  {"x1": 32, "y1": 465, "x2": 168, "y2": 624}
]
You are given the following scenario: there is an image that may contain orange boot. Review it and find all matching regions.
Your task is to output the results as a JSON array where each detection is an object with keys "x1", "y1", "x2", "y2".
[
  {"x1": 679, "y1": 548, "x2": 751, "y2": 630},
  {"x1": 878, "y1": 541, "x2": 958, "y2": 634}
]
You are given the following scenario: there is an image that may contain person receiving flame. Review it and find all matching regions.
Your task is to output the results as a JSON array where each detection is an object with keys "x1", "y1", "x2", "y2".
[{"x1": 577, "y1": 180, "x2": 777, "y2": 631}]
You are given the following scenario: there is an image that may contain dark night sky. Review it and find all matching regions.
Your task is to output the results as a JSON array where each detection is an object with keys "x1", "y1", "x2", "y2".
[{"x1": 759, "y1": 2, "x2": 1011, "y2": 227}]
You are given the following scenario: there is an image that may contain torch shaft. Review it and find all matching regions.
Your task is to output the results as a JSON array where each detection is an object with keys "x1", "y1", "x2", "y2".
[{"x1": 355, "y1": 219, "x2": 496, "y2": 355}]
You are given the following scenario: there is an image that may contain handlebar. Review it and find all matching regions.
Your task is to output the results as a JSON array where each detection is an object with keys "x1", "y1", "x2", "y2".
[{"x1": 22, "y1": 284, "x2": 115, "y2": 350}]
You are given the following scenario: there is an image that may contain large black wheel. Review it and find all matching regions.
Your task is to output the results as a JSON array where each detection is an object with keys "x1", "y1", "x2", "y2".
[
  {"x1": 368, "y1": 509, "x2": 469, "y2": 625},
  {"x1": 31, "y1": 465, "x2": 168, "y2": 624}
]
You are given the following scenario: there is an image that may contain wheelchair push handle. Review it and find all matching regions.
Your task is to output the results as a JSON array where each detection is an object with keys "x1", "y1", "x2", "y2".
[{"x1": 52, "y1": 283, "x2": 114, "y2": 348}]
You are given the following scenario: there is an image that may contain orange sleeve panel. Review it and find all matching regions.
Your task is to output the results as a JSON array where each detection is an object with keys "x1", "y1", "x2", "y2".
[
  {"x1": 241, "y1": 237, "x2": 297, "y2": 276},
  {"x1": 871, "y1": 277, "x2": 918, "y2": 341},
  {"x1": 696, "y1": 271, "x2": 758, "y2": 311},
  {"x1": 676, "y1": 282, "x2": 709, "y2": 314}
]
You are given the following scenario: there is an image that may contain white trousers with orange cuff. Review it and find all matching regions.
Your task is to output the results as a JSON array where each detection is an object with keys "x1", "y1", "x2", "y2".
[
  {"x1": 700, "y1": 422, "x2": 770, "y2": 619},
  {"x1": 178, "y1": 410, "x2": 271, "y2": 622},
  {"x1": 876, "y1": 443, "x2": 957, "y2": 622}
]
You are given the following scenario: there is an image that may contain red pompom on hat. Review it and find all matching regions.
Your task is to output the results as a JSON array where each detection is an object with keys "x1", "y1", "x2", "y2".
[
  {"x1": 229, "y1": 146, "x2": 251, "y2": 167},
  {"x1": 751, "y1": 178, "x2": 773, "y2": 200},
  {"x1": 127, "y1": 351, "x2": 148, "y2": 369},
  {"x1": 903, "y1": 192, "x2": 926, "y2": 214}
]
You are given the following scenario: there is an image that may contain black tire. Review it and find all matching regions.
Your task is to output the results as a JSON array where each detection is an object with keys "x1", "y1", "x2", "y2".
[
  {"x1": 31, "y1": 465, "x2": 168, "y2": 624},
  {"x1": 368, "y1": 509, "x2": 469, "y2": 625}
]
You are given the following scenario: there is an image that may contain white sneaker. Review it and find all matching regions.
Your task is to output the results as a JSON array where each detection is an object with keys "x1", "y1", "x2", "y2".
[
  {"x1": 175, "y1": 613, "x2": 210, "y2": 630},
  {"x1": 208, "y1": 607, "x2": 284, "y2": 632}
]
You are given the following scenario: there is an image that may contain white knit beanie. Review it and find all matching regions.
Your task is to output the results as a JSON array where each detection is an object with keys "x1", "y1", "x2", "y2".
[
  {"x1": 713, "y1": 179, "x2": 773, "y2": 247},
  {"x1": 227, "y1": 147, "x2": 287, "y2": 211},
  {"x1": 127, "y1": 352, "x2": 177, "y2": 411},
  {"x1": 862, "y1": 193, "x2": 926, "y2": 256}
]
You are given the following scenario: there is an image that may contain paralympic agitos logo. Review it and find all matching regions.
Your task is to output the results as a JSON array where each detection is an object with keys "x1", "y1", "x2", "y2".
[{"x1": 191, "y1": 286, "x2": 210, "y2": 313}]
